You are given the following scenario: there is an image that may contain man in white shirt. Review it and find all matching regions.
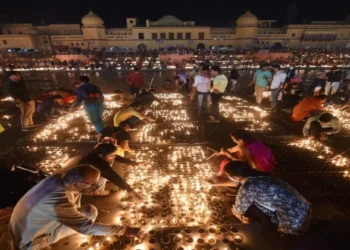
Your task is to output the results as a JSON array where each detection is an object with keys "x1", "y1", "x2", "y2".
[
  {"x1": 9, "y1": 165, "x2": 143, "y2": 250},
  {"x1": 208, "y1": 65, "x2": 228, "y2": 123},
  {"x1": 303, "y1": 112, "x2": 340, "y2": 140},
  {"x1": 190, "y1": 65, "x2": 211, "y2": 117},
  {"x1": 269, "y1": 65, "x2": 287, "y2": 111}
]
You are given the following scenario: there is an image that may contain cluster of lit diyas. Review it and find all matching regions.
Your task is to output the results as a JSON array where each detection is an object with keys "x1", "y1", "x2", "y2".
[
  {"x1": 0, "y1": 96, "x2": 14, "y2": 102},
  {"x1": 22, "y1": 146, "x2": 77, "y2": 174},
  {"x1": 289, "y1": 139, "x2": 350, "y2": 171},
  {"x1": 138, "y1": 123, "x2": 198, "y2": 144},
  {"x1": 32, "y1": 95, "x2": 121, "y2": 142},
  {"x1": 101, "y1": 146, "x2": 245, "y2": 249},
  {"x1": 325, "y1": 105, "x2": 350, "y2": 133},
  {"x1": 145, "y1": 109, "x2": 190, "y2": 122},
  {"x1": 151, "y1": 93, "x2": 184, "y2": 107}
]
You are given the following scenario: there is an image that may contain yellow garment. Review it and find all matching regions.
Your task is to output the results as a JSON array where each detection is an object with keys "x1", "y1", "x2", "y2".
[
  {"x1": 113, "y1": 107, "x2": 144, "y2": 127},
  {"x1": 0, "y1": 124, "x2": 4, "y2": 134},
  {"x1": 116, "y1": 147, "x2": 125, "y2": 157}
]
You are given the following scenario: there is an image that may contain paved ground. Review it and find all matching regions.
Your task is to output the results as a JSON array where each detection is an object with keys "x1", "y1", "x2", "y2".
[{"x1": 1, "y1": 82, "x2": 350, "y2": 249}]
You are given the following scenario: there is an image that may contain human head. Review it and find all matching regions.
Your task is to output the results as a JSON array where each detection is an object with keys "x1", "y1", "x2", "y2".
[
  {"x1": 130, "y1": 101, "x2": 143, "y2": 111},
  {"x1": 225, "y1": 161, "x2": 268, "y2": 182},
  {"x1": 52, "y1": 95, "x2": 64, "y2": 106},
  {"x1": 73, "y1": 82, "x2": 82, "y2": 89},
  {"x1": 319, "y1": 112, "x2": 333, "y2": 124},
  {"x1": 290, "y1": 63, "x2": 295, "y2": 69},
  {"x1": 92, "y1": 143, "x2": 118, "y2": 163},
  {"x1": 261, "y1": 63, "x2": 270, "y2": 71},
  {"x1": 331, "y1": 66, "x2": 338, "y2": 72},
  {"x1": 8, "y1": 71, "x2": 21, "y2": 82},
  {"x1": 199, "y1": 63, "x2": 205, "y2": 70},
  {"x1": 63, "y1": 164, "x2": 100, "y2": 192},
  {"x1": 134, "y1": 66, "x2": 140, "y2": 74},
  {"x1": 79, "y1": 75, "x2": 90, "y2": 84},
  {"x1": 119, "y1": 120, "x2": 131, "y2": 132},
  {"x1": 230, "y1": 129, "x2": 255, "y2": 146},
  {"x1": 148, "y1": 88, "x2": 156, "y2": 94},
  {"x1": 202, "y1": 65, "x2": 210, "y2": 74},
  {"x1": 165, "y1": 79, "x2": 171, "y2": 84},
  {"x1": 315, "y1": 94, "x2": 328, "y2": 102},
  {"x1": 272, "y1": 64, "x2": 281, "y2": 73},
  {"x1": 211, "y1": 65, "x2": 222, "y2": 77}
]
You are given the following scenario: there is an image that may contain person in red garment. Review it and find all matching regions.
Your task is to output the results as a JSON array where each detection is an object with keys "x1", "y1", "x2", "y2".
[
  {"x1": 209, "y1": 130, "x2": 276, "y2": 175},
  {"x1": 127, "y1": 67, "x2": 145, "y2": 96}
]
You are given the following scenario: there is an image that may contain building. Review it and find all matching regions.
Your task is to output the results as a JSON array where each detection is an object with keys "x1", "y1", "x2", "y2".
[{"x1": 0, "y1": 11, "x2": 350, "y2": 52}]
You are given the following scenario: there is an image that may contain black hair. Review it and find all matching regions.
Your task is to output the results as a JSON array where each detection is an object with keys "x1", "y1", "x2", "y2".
[
  {"x1": 319, "y1": 112, "x2": 333, "y2": 123},
  {"x1": 315, "y1": 94, "x2": 328, "y2": 100},
  {"x1": 230, "y1": 129, "x2": 255, "y2": 143},
  {"x1": 130, "y1": 102, "x2": 142, "y2": 108},
  {"x1": 199, "y1": 63, "x2": 205, "y2": 67},
  {"x1": 92, "y1": 143, "x2": 117, "y2": 157},
  {"x1": 63, "y1": 164, "x2": 100, "y2": 185},
  {"x1": 174, "y1": 76, "x2": 180, "y2": 80},
  {"x1": 202, "y1": 66, "x2": 210, "y2": 71},
  {"x1": 148, "y1": 88, "x2": 156, "y2": 93},
  {"x1": 80, "y1": 76, "x2": 90, "y2": 83},
  {"x1": 261, "y1": 63, "x2": 270, "y2": 68},
  {"x1": 52, "y1": 95, "x2": 64, "y2": 100},
  {"x1": 225, "y1": 161, "x2": 269, "y2": 178},
  {"x1": 165, "y1": 79, "x2": 171, "y2": 82},
  {"x1": 211, "y1": 65, "x2": 222, "y2": 74},
  {"x1": 7, "y1": 71, "x2": 20, "y2": 77},
  {"x1": 119, "y1": 120, "x2": 130, "y2": 128},
  {"x1": 272, "y1": 64, "x2": 281, "y2": 70},
  {"x1": 134, "y1": 66, "x2": 140, "y2": 72}
]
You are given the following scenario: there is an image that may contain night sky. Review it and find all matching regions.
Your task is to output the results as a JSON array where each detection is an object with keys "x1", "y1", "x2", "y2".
[{"x1": 1, "y1": 0, "x2": 349, "y2": 27}]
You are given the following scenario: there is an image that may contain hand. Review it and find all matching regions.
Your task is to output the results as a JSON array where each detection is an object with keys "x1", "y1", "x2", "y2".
[
  {"x1": 219, "y1": 148, "x2": 229, "y2": 156},
  {"x1": 231, "y1": 209, "x2": 248, "y2": 223},
  {"x1": 248, "y1": 82, "x2": 254, "y2": 87},
  {"x1": 130, "y1": 191, "x2": 144, "y2": 201}
]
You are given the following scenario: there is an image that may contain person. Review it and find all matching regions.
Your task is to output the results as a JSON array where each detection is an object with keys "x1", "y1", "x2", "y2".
[
  {"x1": 78, "y1": 143, "x2": 143, "y2": 199},
  {"x1": 207, "y1": 65, "x2": 228, "y2": 123},
  {"x1": 211, "y1": 130, "x2": 276, "y2": 175},
  {"x1": 174, "y1": 73, "x2": 189, "y2": 94},
  {"x1": 98, "y1": 120, "x2": 134, "y2": 154},
  {"x1": 6, "y1": 71, "x2": 38, "y2": 131},
  {"x1": 325, "y1": 66, "x2": 342, "y2": 96},
  {"x1": 269, "y1": 65, "x2": 287, "y2": 111},
  {"x1": 73, "y1": 76, "x2": 105, "y2": 133},
  {"x1": 134, "y1": 88, "x2": 162, "y2": 107},
  {"x1": 292, "y1": 95, "x2": 327, "y2": 122},
  {"x1": 127, "y1": 67, "x2": 144, "y2": 96},
  {"x1": 219, "y1": 162, "x2": 311, "y2": 235},
  {"x1": 286, "y1": 63, "x2": 299, "y2": 83},
  {"x1": 190, "y1": 65, "x2": 211, "y2": 117},
  {"x1": 228, "y1": 68, "x2": 239, "y2": 93},
  {"x1": 248, "y1": 63, "x2": 272, "y2": 105},
  {"x1": 48, "y1": 88, "x2": 77, "y2": 106},
  {"x1": 303, "y1": 112, "x2": 340, "y2": 140},
  {"x1": 306, "y1": 72, "x2": 327, "y2": 96},
  {"x1": 9, "y1": 165, "x2": 143, "y2": 250},
  {"x1": 114, "y1": 102, "x2": 154, "y2": 127},
  {"x1": 114, "y1": 89, "x2": 136, "y2": 106}
]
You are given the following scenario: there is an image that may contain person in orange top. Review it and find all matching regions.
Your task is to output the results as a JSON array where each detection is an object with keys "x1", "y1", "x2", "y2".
[{"x1": 292, "y1": 95, "x2": 327, "y2": 122}]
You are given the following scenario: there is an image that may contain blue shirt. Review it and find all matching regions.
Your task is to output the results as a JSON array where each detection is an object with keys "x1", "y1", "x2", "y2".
[
  {"x1": 254, "y1": 70, "x2": 272, "y2": 88},
  {"x1": 73, "y1": 82, "x2": 104, "y2": 108}
]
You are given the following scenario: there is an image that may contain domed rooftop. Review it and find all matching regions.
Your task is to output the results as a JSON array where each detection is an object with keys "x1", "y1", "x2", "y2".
[
  {"x1": 82, "y1": 11, "x2": 104, "y2": 28},
  {"x1": 156, "y1": 15, "x2": 182, "y2": 26},
  {"x1": 236, "y1": 11, "x2": 258, "y2": 27}
]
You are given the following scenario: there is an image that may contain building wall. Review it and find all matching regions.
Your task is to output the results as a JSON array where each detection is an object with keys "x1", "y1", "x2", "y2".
[{"x1": 0, "y1": 35, "x2": 34, "y2": 49}]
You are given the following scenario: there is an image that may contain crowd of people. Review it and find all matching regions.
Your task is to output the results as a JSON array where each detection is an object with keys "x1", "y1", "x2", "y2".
[
  {"x1": 1, "y1": 48, "x2": 350, "y2": 71},
  {"x1": 2, "y1": 54, "x2": 350, "y2": 249}
]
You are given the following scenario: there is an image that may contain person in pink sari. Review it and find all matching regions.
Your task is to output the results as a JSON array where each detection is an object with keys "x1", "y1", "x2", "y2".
[{"x1": 212, "y1": 130, "x2": 276, "y2": 175}]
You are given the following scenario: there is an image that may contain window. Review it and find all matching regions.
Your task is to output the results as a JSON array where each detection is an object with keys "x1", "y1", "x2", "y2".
[
  {"x1": 81, "y1": 43, "x2": 84, "y2": 46},
  {"x1": 198, "y1": 32, "x2": 205, "y2": 39},
  {"x1": 266, "y1": 41, "x2": 270, "y2": 44},
  {"x1": 186, "y1": 33, "x2": 191, "y2": 39},
  {"x1": 71, "y1": 43, "x2": 74, "y2": 46},
  {"x1": 130, "y1": 20, "x2": 134, "y2": 24},
  {"x1": 138, "y1": 33, "x2": 144, "y2": 40},
  {"x1": 292, "y1": 33, "x2": 296, "y2": 37},
  {"x1": 177, "y1": 33, "x2": 183, "y2": 39},
  {"x1": 169, "y1": 32, "x2": 174, "y2": 40},
  {"x1": 3, "y1": 40, "x2": 7, "y2": 45},
  {"x1": 76, "y1": 43, "x2": 79, "y2": 46},
  {"x1": 160, "y1": 33, "x2": 166, "y2": 39},
  {"x1": 152, "y1": 33, "x2": 158, "y2": 39},
  {"x1": 44, "y1": 41, "x2": 49, "y2": 44}
]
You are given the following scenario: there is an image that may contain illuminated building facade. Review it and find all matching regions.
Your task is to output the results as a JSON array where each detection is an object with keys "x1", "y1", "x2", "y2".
[{"x1": 0, "y1": 11, "x2": 349, "y2": 52}]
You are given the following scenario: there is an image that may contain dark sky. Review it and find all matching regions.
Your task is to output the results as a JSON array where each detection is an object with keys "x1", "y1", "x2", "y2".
[{"x1": 1, "y1": 0, "x2": 349, "y2": 27}]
